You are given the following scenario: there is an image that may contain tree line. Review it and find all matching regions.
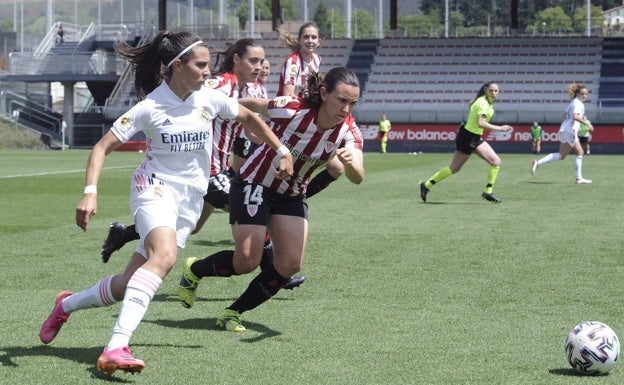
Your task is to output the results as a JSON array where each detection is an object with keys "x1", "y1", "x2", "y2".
[{"x1": 234, "y1": 0, "x2": 621, "y2": 38}]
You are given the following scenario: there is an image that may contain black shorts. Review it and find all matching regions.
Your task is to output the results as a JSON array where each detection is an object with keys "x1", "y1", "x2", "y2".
[
  {"x1": 228, "y1": 176, "x2": 308, "y2": 226},
  {"x1": 203, "y1": 171, "x2": 232, "y2": 209},
  {"x1": 578, "y1": 136, "x2": 589, "y2": 144},
  {"x1": 456, "y1": 125, "x2": 483, "y2": 155},
  {"x1": 232, "y1": 136, "x2": 258, "y2": 159}
]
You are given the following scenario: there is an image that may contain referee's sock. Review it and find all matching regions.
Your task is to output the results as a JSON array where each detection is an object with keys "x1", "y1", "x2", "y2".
[{"x1": 425, "y1": 166, "x2": 452, "y2": 189}]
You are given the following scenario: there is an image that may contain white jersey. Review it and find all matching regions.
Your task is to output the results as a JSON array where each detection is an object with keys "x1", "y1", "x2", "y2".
[
  {"x1": 240, "y1": 96, "x2": 364, "y2": 197},
  {"x1": 559, "y1": 97, "x2": 584, "y2": 135},
  {"x1": 110, "y1": 82, "x2": 239, "y2": 193}
]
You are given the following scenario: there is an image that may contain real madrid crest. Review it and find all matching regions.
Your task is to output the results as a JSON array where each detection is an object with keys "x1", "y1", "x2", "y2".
[
  {"x1": 200, "y1": 107, "x2": 210, "y2": 122},
  {"x1": 204, "y1": 78, "x2": 219, "y2": 89},
  {"x1": 153, "y1": 186, "x2": 163, "y2": 199}
]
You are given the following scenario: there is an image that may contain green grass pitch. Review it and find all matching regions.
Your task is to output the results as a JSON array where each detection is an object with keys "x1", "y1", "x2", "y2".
[{"x1": 0, "y1": 149, "x2": 622, "y2": 384}]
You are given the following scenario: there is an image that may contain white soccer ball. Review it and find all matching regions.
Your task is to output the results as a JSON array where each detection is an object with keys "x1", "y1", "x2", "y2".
[{"x1": 565, "y1": 321, "x2": 620, "y2": 375}]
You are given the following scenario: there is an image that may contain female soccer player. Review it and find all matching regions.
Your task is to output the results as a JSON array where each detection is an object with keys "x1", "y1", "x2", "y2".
[
  {"x1": 178, "y1": 67, "x2": 365, "y2": 332},
  {"x1": 38, "y1": 31, "x2": 292, "y2": 374},
  {"x1": 100, "y1": 38, "x2": 267, "y2": 256},
  {"x1": 531, "y1": 83, "x2": 593, "y2": 184},
  {"x1": 530, "y1": 121, "x2": 542, "y2": 154},
  {"x1": 277, "y1": 22, "x2": 343, "y2": 199},
  {"x1": 277, "y1": 22, "x2": 321, "y2": 97},
  {"x1": 197, "y1": 38, "x2": 267, "y2": 232},
  {"x1": 258, "y1": 58, "x2": 270, "y2": 98},
  {"x1": 419, "y1": 82, "x2": 513, "y2": 203}
]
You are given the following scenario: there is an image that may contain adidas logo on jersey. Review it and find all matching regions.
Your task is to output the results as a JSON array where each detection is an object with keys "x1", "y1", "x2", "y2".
[{"x1": 162, "y1": 119, "x2": 172, "y2": 126}]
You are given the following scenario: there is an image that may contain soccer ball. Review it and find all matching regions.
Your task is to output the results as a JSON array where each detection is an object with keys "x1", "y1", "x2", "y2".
[{"x1": 565, "y1": 321, "x2": 620, "y2": 375}]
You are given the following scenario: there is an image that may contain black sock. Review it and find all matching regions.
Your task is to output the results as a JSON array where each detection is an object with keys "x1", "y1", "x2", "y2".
[
  {"x1": 125, "y1": 224, "x2": 140, "y2": 243},
  {"x1": 306, "y1": 169, "x2": 337, "y2": 198},
  {"x1": 228, "y1": 264, "x2": 289, "y2": 314},
  {"x1": 259, "y1": 239, "x2": 274, "y2": 271},
  {"x1": 190, "y1": 250, "x2": 236, "y2": 278}
]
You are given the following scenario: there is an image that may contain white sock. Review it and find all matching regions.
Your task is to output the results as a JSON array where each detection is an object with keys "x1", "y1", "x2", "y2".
[
  {"x1": 574, "y1": 155, "x2": 583, "y2": 179},
  {"x1": 537, "y1": 153, "x2": 560, "y2": 166},
  {"x1": 62, "y1": 275, "x2": 116, "y2": 314},
  {"x1": 107, "y1": 268, "x2": 162, "y2": 350}
]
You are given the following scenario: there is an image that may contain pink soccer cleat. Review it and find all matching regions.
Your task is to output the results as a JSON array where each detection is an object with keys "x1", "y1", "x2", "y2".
[
  {"x1": 39, "y1": 291, "x2": 72, "y2": 344},
  {"x1": 97, "y1": 346, "x2": 146, "y2": 375}
]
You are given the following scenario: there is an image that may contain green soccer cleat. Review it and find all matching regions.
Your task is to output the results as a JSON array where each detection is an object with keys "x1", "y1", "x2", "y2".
[
  {"x1": 178, "y1": 257, "x2": 200, "y2": 308},
  {"x1": 216, "y1": 309, "x2": 246, "y2": 332}
]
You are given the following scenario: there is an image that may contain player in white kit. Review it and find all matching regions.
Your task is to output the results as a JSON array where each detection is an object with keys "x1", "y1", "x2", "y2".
[
  {"x1": 99, "y1": 39, "x2": 305, "y2": 289},
  {"x1": 531, "y1": 83, "x2": 593, "y2": 184},
  {"x1": 38, "y1": 31, "x2": 293, "y2": 374}
]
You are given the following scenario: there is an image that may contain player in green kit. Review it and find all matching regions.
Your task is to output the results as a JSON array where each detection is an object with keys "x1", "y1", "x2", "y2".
[
  {"x1": 578, "y1": 116, "x2": 591, "y2": 155},
  {"x1": 530, "y1": 121, "x2": 542, "y2": 154},
  {"x1": 379, "y1": 114, "x2": 391, "y2": 153}
]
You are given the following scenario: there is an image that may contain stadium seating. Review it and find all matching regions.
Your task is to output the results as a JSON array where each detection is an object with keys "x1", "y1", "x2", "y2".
[
  {"x1": 356, "y1": 37, "x2": 603, "y2": 123},
  {"x1": 255, "y1": 38, "x2": 353, "y2": 98}
]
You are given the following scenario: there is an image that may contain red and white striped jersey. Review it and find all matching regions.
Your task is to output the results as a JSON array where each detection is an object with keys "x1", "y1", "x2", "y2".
[
  {"x1": 204, "y1": 73, "x2": 265, "y2": 175},
  {"x1": 277, "y1": 51, "x2": 321, "y2": 97},
  {"x1": 239, "y1": 96, "x2": 363, "y2": 197}
]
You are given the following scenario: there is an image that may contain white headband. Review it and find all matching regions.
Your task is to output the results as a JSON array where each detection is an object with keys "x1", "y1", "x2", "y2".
[{"x1": 166, "y1": 40, "x2": 204, "y2": 68}]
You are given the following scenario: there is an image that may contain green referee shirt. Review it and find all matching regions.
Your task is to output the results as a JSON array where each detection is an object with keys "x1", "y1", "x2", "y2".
[
  {"x1": 379, "y1": 119, "x2": 391, "y2": 133},
  {"x1": 464, "y1": 95, "x2": 494, "y2": 136}
]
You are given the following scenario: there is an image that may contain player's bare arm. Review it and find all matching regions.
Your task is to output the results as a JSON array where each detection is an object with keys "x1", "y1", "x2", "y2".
[
  {"x1": 238, "y1": 97, "x2": 270, "y2": 118},
  {"x1": 76, "y1": 131, "x2": 122, "y2": 231},
  {"x1": 336, "y1": 147, "x2": 364, "y2": 184}
]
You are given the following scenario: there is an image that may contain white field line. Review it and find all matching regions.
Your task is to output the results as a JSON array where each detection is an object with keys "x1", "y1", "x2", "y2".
[{"x1": 0, "y1": 165, "x2": 135, "y2": 179}]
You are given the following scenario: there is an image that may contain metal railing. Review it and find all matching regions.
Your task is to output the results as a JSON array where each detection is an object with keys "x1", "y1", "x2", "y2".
[
  {"x1": 8, "y1": 50, "x2": 122, "y2": 76},
  {"x1": 103, "y1": 28, "x2": 155, "y2": 120},
  {"x1": 1, "y1": 90, "x2": 62, "y2": 138}
]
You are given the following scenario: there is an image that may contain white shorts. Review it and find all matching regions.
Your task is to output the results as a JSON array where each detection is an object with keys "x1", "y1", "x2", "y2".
[
  {"x1": 130, "y1": 173, "x2": 204, "y2": 258},
  {"x1": 558, "y1": 131, "x2": 579, "y2": 147}
]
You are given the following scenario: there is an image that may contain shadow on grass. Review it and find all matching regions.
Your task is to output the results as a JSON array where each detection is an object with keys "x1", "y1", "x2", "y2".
[
  {"x1": 145, "y1": 317, "x2": 281, "y2": 343},
  {"x1": 190, "y1": 238, "x2": 235, "y2": 247},
  {"x1": 525, "y1": 181, "x2": 557, "y2": 184},
  {"x1": 548, "y1": 367, "x2": 611, "y2": 377},
  {"x1": 422, "y1": 201, "x2": 485, "y2": 205},
  {"x1": 0, "y1": 345, "x2": 119, "y2": 382},
  {"x1": 152, "y1": 294, "x2": 296, "y2": 304},
  {"x1": 0, "y1": 343, "x2": 205, "y2": 382}
]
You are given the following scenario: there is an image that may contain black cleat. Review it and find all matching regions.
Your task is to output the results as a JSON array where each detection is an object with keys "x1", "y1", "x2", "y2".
[
  {"x1": 419, "y1": 180, "x2": 429, "y2": 202},
  {"x1": 101, "y1": 222, "x2": 127, "y2": 263},
  {"x1": 481, "y1": 192, "x2": 502, "y2": 203},
  {"x1": 283, "y1": 275, "x2": 306, "y2": 290}
]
